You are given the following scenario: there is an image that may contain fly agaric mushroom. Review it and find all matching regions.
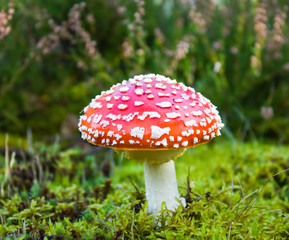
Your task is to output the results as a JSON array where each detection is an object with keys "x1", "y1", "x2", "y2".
[{"x1": 78, "y1": 74, "x2": 224, "y2": 213}]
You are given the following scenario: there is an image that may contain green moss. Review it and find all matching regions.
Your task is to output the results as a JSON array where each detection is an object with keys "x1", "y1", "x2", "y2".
[{"x1": 1, "y1": 139, "x2": 289, "y2": 238}]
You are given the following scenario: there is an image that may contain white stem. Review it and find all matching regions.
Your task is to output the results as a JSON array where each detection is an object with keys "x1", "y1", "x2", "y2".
[{"x1": 143, "y1": 160, "x2": 183, "y2": 213}]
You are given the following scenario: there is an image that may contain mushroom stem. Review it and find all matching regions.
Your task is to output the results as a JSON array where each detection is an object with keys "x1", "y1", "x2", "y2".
[{"x1": 143, "y1": 160, "x2": 183, "y2": 213}]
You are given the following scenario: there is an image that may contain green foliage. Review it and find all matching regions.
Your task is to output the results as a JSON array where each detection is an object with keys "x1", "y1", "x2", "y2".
[
  {"x1": 1, "y1": 0, "x2": 289, "y2": 141},
  {"x1": 1, "y1": 139, "x2": 289, "y2": 238}
]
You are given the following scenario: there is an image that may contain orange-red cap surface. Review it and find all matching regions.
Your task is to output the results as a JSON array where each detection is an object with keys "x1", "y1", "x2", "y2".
[{"x1": 79, "y1": 74, "x2": 224, "y2": 150}]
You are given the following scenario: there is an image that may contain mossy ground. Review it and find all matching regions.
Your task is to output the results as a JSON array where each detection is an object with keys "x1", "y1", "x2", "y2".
[{"x1": 1, "y1": 137, "x2": 289, "y2": 239}]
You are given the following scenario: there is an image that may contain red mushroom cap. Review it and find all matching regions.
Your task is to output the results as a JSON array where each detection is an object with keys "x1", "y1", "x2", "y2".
[{"x1": 78, "y1": 74, "x2": 224, "y2": 150}]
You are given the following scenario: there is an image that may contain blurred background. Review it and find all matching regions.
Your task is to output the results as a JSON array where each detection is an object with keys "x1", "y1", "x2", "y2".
[
  {"x1": 1, "y1": 1, "x2": 289, "y2": 238},
  {"x1": 1, "y1": 0, "x2": 289, "y2": 144}
]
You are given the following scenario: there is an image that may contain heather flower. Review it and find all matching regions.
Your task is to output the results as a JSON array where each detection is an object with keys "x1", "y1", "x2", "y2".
[
  {"x1": 189, "y1": 8, "x2": 206, "y2": 33},
  {"x1": 35, "y1": 2, "x2": 100, "y2": 60},
  {"x1": 122, "y1": 40, "x2": 133, "y2": 58},
  {"x1": 213, "y1": 61, "x2": 221, "y2": 73},
  {"x1": 175, "y1": 41, "x2": 190, "y2": 60},
  {"x1": 0, "y1": 5, "x2": 14, "y2": 40},
  {"x1": 261, "y1": 106, "x2": 274, "y2": 120},
  {"x1": 213, "y1": 41, "x2": 221, "y2": 50},
  {"x1": 230, "y1": 46, "x2": 239, "y2": 55},
  {"x1": 283, "y1": 62, "x2": 289, "y2": 71}
]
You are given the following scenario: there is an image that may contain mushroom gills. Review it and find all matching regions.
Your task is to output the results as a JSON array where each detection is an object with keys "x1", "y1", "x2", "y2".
[{"x1": 119, "y1": 148, "x2": 186, "y2": 163}]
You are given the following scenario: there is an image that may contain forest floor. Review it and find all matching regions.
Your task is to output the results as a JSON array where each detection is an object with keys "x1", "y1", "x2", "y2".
[{"x1": 1, "y1": 137, "x2": 289, "y2": 239}]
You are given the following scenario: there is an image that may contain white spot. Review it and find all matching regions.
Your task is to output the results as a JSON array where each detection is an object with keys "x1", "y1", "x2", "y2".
[
  {"x1": 158, "y1": 92, "x2": 170, "y2": 97},
  {"x1": 117, "y1": 124, "x2": 122, "y2": 131},
  {"x1": 114, "y1": 96, "x2": 120, "y2": 100},
  {"x1": 174, "y1": 99, "x2": 183, "y2": 103},
  {"x1": 87, "y1": 115, "x2": 93, "y2": 123},
  {"x1": 118, "y1": 104, "x2": 128, "y2": 110},
  {"x1": 172, "y1": 90, "x2": 177, "y2": 95},
  {"x1": 100, "y1": 120, "x2": 109, "y2": 128},
  {"x1": 107, "y1": 103, "x2": 114, "y2": 109},
  {"x1": 107, "y1": 131, "x2": 114, "y2": 137},
  {"x1": 129, "y1": 79, "x2": 136, "y2": 85},
  {"x1": 147, "y1": 84, "x2": 152, "y2": 88},
  {"x1": 155, "y1": 138, "x2": 168, "y2": 147},
  {"x1": 218, "y1": 123, "x2": 225, "y2": 128},
  {"x1": 192, "y1": 110, "x2": 202, "y2": 116},
  {"x1": 200, "y1": 119, "x2": 207, "y2": 127},
  {"x1": 123, "y1": 112, "x2": 139, "y2": 122},
  {"x1": 196, "y1": 130, "x2": 200, "y2": 134},
  {"x1": 177, "y1": 136, "x2": 182, "y2": 141},
  {"x1": 112, "y1": 140, "x2": 117, "y2": 145},
  {"x1": 137, "y1": 112, "x2": 161, "y2": 120},
  {"x1": 150, "y1": 126, "x2": 170, "y2": 139},
  {"x1": 185, "y1": 119, "x2": 197, "y2": 127},
  {"x1": 181, "y1": 130, "x2": 191, "y2": 137},
  {"x1": 185, "y1": 113, "x2": 189, "y2": 117},
  {"x1": 81, "y1": 115, "x2": 87, "y2": 121},
  {"x1": 105, "y1": 89, "x2": 114, "y2": 95},
  {"x1": 94, "y1": 131, "x2": 99, "y2": 138},
  {"x1": 189, "y1": 101, "x2": 197, "y2": 107},
  {"x1": 145, "y1": 89, "x2": 152, "y2": 94},
  {"x1": 204, "y1": 135, "x2": 210, "y2": 140},
  {"x1": 107, "y1": 114, "x2": 120, "y2": 120},
  {"x1": 90, "y1": 101, "x2": 102, "y2": 109},
  {"x1": 166, "y1": 112, "x2": 181, "y2": 119},
  {"x1": 134, "y1": 101, "x2": 144, "y2": 106},
  {"x1": 156, "y1": 101, "x2": 172, "y2": 108},
  {"x1": 135, "y1": 88, "x2": 144, "y2": 95},
  {"x1": 182, "y1": 141, "x2": 188, "y2": 147},
  {"x1": 173, "y1": 144, "x2": 179, "y2": 148},
  {"x1": 211, "y1": 132, "x2": 216, "y2": 138},
  {"x1": 92, "y1": 115, "x2": 102, "y2": 124},
  {"x1": 175, "y1": 105, "x2": 180, "y2": 110},
  {"x1": 136, "y1": 82, "x2": 143, "y2": 87},
  {"x1": 144, "y1": 78, "x2": 152, "y2": 83},
  {"x1": 106, "y1": 96, "x2": 111, "y2": 101},
  {"x1": 79, "y1": 125, "x2": 87, "y2": 131},
  {"x1": 131, "y1": 127, "x2": 145, "y2": 140},
  {"x1": 169, "y1": 136, "x2": 174, "y2": 141},
  {"x1": 147, "y1": 94, "x2": 154, "y2": 99},
  {"x1": 181, "y1": 94, "x2": 190, "y2": 100},
  {"x1": 134, "y1": 75, "x2": 143, "y2": 80},
  {"x1": 194, "y1": 137, "x2": 199, "y2": 144},
  {"x1": 120, "y1": 86, "x2": 129, "y2": 92},
  {"x1": 155, "y1": 83, "x2": 166, "y2": 90},
  {"x1": 114, "y1": 134, "x2": 122, "y2": 140},
  {"x1": 206, "y1": 117, "x2": 212, "y2": 124},
  {"x1": 122, "y1": 96, "x2": 130, "y2": 101},
  {"x1": 203, "y1": 130, "x2": 207, "y2": 135},
  {"x1": 129, "y1": 140, "x2": 136, "y2": 144}
]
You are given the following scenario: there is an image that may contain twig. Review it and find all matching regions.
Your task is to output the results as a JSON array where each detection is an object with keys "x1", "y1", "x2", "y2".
[
  {"x1": 228, "y1": 222, "x2": 232, "y2": 240},
  {"x1": 238, "y1": 168, "x2": 289, "y2": 217},
  {"x1": 4, "y1": 134, "x2": 9, "y2": 181},
  {"x1": 230, "y1": 175, "x2": 233, "y2": 209}
]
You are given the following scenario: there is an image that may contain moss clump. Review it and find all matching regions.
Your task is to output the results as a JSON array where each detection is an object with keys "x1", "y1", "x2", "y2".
[{"x1": 1, "y1": 139, "x2": 289, "y2": 239}]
